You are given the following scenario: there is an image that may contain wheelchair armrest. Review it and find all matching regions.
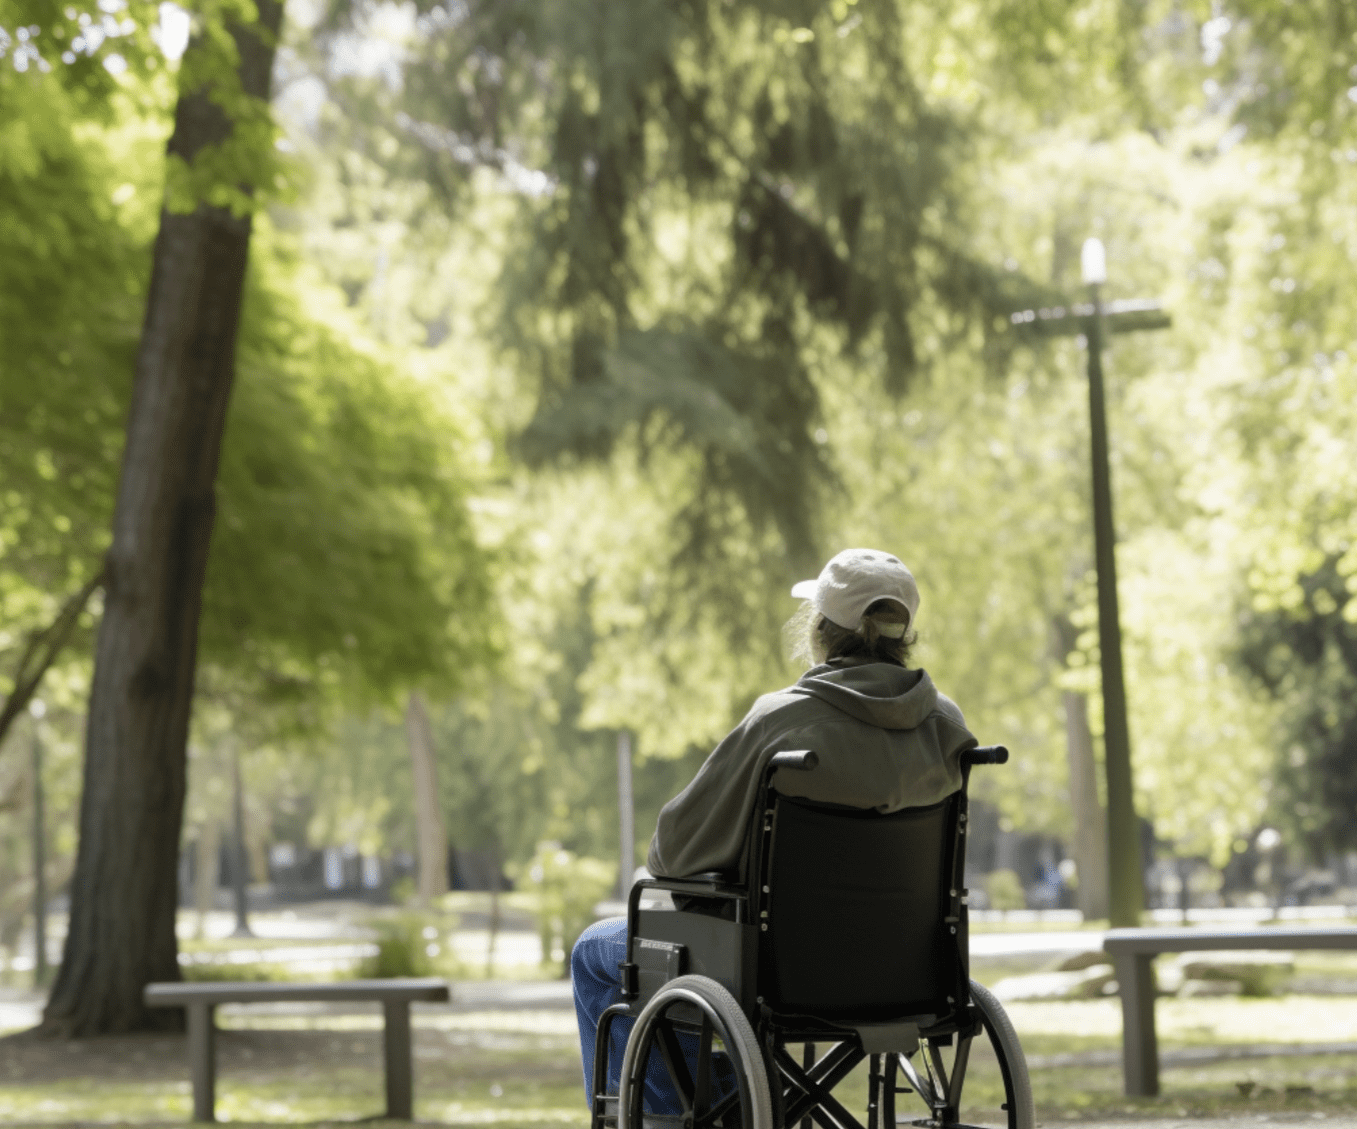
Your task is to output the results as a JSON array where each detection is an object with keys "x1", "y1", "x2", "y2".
[
  {"x1": 960, "y1": 745, "x2": 1008, "y2": 767},
  {"x1": 769, "y1": 749, "x2": 818, "y2": 773},
  {"x1": 636, "y1": 874, "x2": 741, "y2": 898}
]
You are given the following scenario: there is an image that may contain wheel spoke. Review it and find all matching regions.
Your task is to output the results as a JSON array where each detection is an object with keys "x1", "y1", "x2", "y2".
[
  {"x1": 698, "y1": 1086, "x2": 740, "y2": 1128},
  {"x1": 653, "y1": 1015, "x2": 696, "y2": 1113},
  {"x1": 694, "y1": 1014, "x2": 713, "y2": 1112}
]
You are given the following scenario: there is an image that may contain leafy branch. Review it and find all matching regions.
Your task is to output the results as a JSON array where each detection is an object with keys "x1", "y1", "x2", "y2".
[{"x1": 0, "y1": 566, "x2": 105, "y2": 750}]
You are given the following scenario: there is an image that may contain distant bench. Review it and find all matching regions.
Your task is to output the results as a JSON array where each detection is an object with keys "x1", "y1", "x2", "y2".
[
  {"x1": 1103, "y1": 926, "x2": 1357, "y2": 1097},
  {"x1": 144, "y1": 977, "x2": 451, "y2": 1122}
]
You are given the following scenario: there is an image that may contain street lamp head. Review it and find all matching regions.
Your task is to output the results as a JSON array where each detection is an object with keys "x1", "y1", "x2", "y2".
[{"x1": 1081, "y1": 237, "x2": 1107, "y2": 286}]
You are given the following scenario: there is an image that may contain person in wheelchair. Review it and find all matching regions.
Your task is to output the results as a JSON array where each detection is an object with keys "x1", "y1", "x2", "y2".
[{"x1": 571, "y1": 548, "x2": 988, "y2": 1124}]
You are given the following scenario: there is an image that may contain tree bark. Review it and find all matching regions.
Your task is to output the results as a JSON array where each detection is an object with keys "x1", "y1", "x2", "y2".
[
  {"x1": 1053, "y1": 615, "x2": 1110, "y2": 921},
  {"x1": 1063, "y1": 688, "x2": 1110, "y2": 920},
  {"x1": 405, "y1": 693, "x2": 449, "y2": 904},
  {"x1": 230, "y1": 747, "x2": 253, "y2": 937},
  {"x1": 40, "y1": 0, "x2": 284, "y2": 1036},
  {"x1": 193, "y1": 816, "x2": 220, "y2": 938}
]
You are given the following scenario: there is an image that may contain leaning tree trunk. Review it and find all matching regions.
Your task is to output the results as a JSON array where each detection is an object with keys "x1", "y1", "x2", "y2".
[
  {"x1": 405, "y1": 693, "x2": 449, "y2": 905},
  {"x1": 40, "y1": 0, "x2": 284, "y2": 1036}
]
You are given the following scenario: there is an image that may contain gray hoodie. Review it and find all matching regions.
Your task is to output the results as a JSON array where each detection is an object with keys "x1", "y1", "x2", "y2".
[{"x1": 647, "y1": 659, "x2": 976, "y2": 879}]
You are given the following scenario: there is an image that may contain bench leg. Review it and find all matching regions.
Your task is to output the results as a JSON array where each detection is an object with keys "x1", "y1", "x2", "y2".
[
  {"x1": 383, "y1": 999, "x2": 413, "y2": 1119},
  {"x1": 188, "y1": 1002, "x2": 217, "y2": 1122},
  {"x1": 1114, "y1": 953, "x2": 1159, "y2": 1097}
]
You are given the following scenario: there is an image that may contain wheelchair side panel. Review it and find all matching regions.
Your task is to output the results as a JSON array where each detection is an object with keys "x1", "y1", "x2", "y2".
[{"x1": 633, "y1": 909, "x2": 758, "y2": 1016}]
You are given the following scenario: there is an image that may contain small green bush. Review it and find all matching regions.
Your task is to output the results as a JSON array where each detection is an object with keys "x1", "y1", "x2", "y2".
[
  {"x1": 984, "y1": 869, "x2": 1028, "y2": 911},
  {"x1": 524, "y1": 842, "x2": 615, "y2": 976},
  {"x1": 359, "y1": 914, "x2": 435, "y2": 978}
]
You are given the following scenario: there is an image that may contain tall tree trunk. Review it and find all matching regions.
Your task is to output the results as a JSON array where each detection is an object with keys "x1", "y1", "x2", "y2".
[
  {"x1": 1063, "y1": 689, "x2": 1110, "y2": 920},
  {"x1": 1053, "y1": 614, "x2": 1110, "y2": 921},
  {"x1": 405, "y1": 693, "x2": 449, "y2": 904},
  {"x1": 230, "y1": 747, "x2": 253, "y2": 937},
  {"x1": 40, "y1": 0, "x2": 284, "y2": 1036},
  {"x1": 193, "y1": 816, "x2": 220, "y2": 939}
]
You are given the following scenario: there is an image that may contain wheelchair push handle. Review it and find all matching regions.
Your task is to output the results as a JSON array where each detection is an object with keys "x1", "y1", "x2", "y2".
[
  {"x1": 769, "y1": 749, "x2": 818, "y2": 772},
  {"x1": 961, "y1": 744, "x2": 1008, "y2": 767}
]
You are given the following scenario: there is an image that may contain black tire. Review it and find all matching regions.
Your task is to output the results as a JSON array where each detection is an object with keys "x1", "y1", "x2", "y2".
[
  {"x1": 969, "y1": 979, "x2": 1034, "y2": 1129},
  {"x1": 619, "y1": 974, "x2": 773, "y2": 1129},
  {"x1": 884, "y1": 978, "x2": 1033, "y2": 1129}
]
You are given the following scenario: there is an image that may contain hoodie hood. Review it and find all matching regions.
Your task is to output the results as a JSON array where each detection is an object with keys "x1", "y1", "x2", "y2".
[{"x1": 795, "y1": 660, "x2": 938, "y2": 730}]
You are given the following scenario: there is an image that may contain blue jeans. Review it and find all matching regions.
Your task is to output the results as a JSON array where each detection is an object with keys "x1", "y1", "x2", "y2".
[{"x1": 571, "y1": 917, "x2": 734, "y2": 1115}]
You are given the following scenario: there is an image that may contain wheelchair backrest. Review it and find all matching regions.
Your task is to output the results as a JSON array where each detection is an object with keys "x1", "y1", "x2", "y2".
[{"x1": 759, "y1": 792, "x2": 965, "y2": 1022}]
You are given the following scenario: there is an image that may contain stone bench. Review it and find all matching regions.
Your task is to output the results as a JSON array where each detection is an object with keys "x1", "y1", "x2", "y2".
[
  {"x1": 1102, "y1": 926, "x2": 1357, "y2": 1097},
  {"x1": 144, "y1": 977, "x2": 451, "y2": 1122}
]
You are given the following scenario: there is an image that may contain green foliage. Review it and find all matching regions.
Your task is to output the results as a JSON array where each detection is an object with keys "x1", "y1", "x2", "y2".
[
  {"x1": 15, "y1": 0, "x2": 1357, "y2": 905},
  {"x1": 277, "y1": 0, "x2": 1316, "y2": 869},
  {"x1": 0, "y1": 52, "x2": 497, "y2": 746},
  {"x1": 1237, "y1": 557, "x2": 1357, "y2": 854},
  {"x1": 0, "y1": 62, "x2": 141, "y2": 617},
  {"x1": 984, "y1": 868, "x2": 1027, "y2": 912},
  {"x1": 204, "y1": 248, "x2": 497, "y2": 711},
  {"x1": 358, "y1": 914, "x2": 436, "y2": 978},
  {"x1": 523, "y1": 842, "x2": 614, "y2": 976},
  {"x1": 0, "y1": 0, "x2": 162, "y2": 107}
]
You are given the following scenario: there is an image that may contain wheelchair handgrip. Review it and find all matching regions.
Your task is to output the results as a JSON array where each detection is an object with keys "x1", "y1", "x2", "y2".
[
  {"x1": 770, "y1": 749, "x2": 818, "y2": 772},
  {"x1": 961, "y1": 745, "x2": 1008, "y2": 766}
]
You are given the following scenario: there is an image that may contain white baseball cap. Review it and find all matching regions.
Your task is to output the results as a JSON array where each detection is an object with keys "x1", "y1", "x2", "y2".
[{"x1": 791, "y1": 549, "x2": 920, "y2": 634}]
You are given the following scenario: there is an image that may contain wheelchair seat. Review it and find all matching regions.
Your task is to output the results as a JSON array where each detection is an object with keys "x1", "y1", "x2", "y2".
[{"x1": 590, "y1": 745, "x2": 1033, "y2": 1129}]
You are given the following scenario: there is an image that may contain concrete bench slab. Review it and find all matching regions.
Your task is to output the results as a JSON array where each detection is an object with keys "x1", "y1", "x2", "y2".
[
  {"x1": 1102, "y1": 926, "x2": 1357, "y2": 1098},
  {"x1": 144, "y1": 978, "x2": 450, "y2": 1122}
]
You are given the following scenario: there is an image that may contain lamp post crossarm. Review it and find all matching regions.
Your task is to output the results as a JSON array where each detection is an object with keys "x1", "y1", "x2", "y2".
[{"x1": 1008, "y1": 298, "x2": 1171, "y2": 337}]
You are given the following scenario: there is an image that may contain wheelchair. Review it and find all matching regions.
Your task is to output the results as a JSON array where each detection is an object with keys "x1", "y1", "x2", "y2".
[{"x1": 590, "y1": 745, "x2": 1032, "y2": 1129}]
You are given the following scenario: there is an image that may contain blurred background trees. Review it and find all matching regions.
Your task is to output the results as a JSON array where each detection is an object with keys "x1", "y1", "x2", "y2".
[{"x1": 4, "y1": 0, "x2": 1357, "y2": 1016}]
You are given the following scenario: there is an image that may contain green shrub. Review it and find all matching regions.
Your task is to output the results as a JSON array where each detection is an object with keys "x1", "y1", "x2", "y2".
[
  {"x1": 984, "y1": 869, "x2": 1027, "y2": 911},
  {"x1": 359, "y1": 914, "x2": 435, "y2": 978},
  {"x1": 524, "y1": 842, "x2": 615, "y2": 976}
]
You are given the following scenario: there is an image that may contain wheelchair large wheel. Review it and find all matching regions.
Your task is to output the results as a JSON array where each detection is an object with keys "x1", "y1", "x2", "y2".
[
  {"x1": 619, "y1": 974, "x2": 773, "y2": 1129},
  {"x1": 884, "y1": 979, "x2": 1033, "y2": 1129}
]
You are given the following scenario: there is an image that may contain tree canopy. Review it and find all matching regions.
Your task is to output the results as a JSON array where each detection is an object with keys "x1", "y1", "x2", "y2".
[
  {"x1": 0, "y1": 49, "x2": 496, "y2": 736},
  {"x1": 6, "y1": 0, "x2": 1357, "y2": 937}
]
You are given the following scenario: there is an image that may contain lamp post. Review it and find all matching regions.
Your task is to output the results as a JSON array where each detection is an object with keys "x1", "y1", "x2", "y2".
[
  {"x1": 29, "y1": 698, "x2": 48, "y2": 987},
  {"x1": 1008, "y1": 239, "x2": 1169, "y2": 927}
]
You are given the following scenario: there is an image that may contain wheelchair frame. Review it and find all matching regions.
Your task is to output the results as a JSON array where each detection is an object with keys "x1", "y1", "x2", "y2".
[{"x1": 589, "y1": 743, "x2": 1027, "y2": 1129}]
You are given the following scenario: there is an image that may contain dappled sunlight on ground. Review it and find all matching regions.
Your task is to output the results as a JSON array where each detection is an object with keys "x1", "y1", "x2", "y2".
[{"x1": 1008, "y1": 995, "x2": 1357, "y2": 1045}]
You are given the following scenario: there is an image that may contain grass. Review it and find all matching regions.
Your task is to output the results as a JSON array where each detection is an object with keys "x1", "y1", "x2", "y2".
[
  {"x1": 0, "y1": 987, "x2": 1354, "y2": 1125},
  {"x1": 0, "y1": 1010, "x2": 589, "y2": 1127}
]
